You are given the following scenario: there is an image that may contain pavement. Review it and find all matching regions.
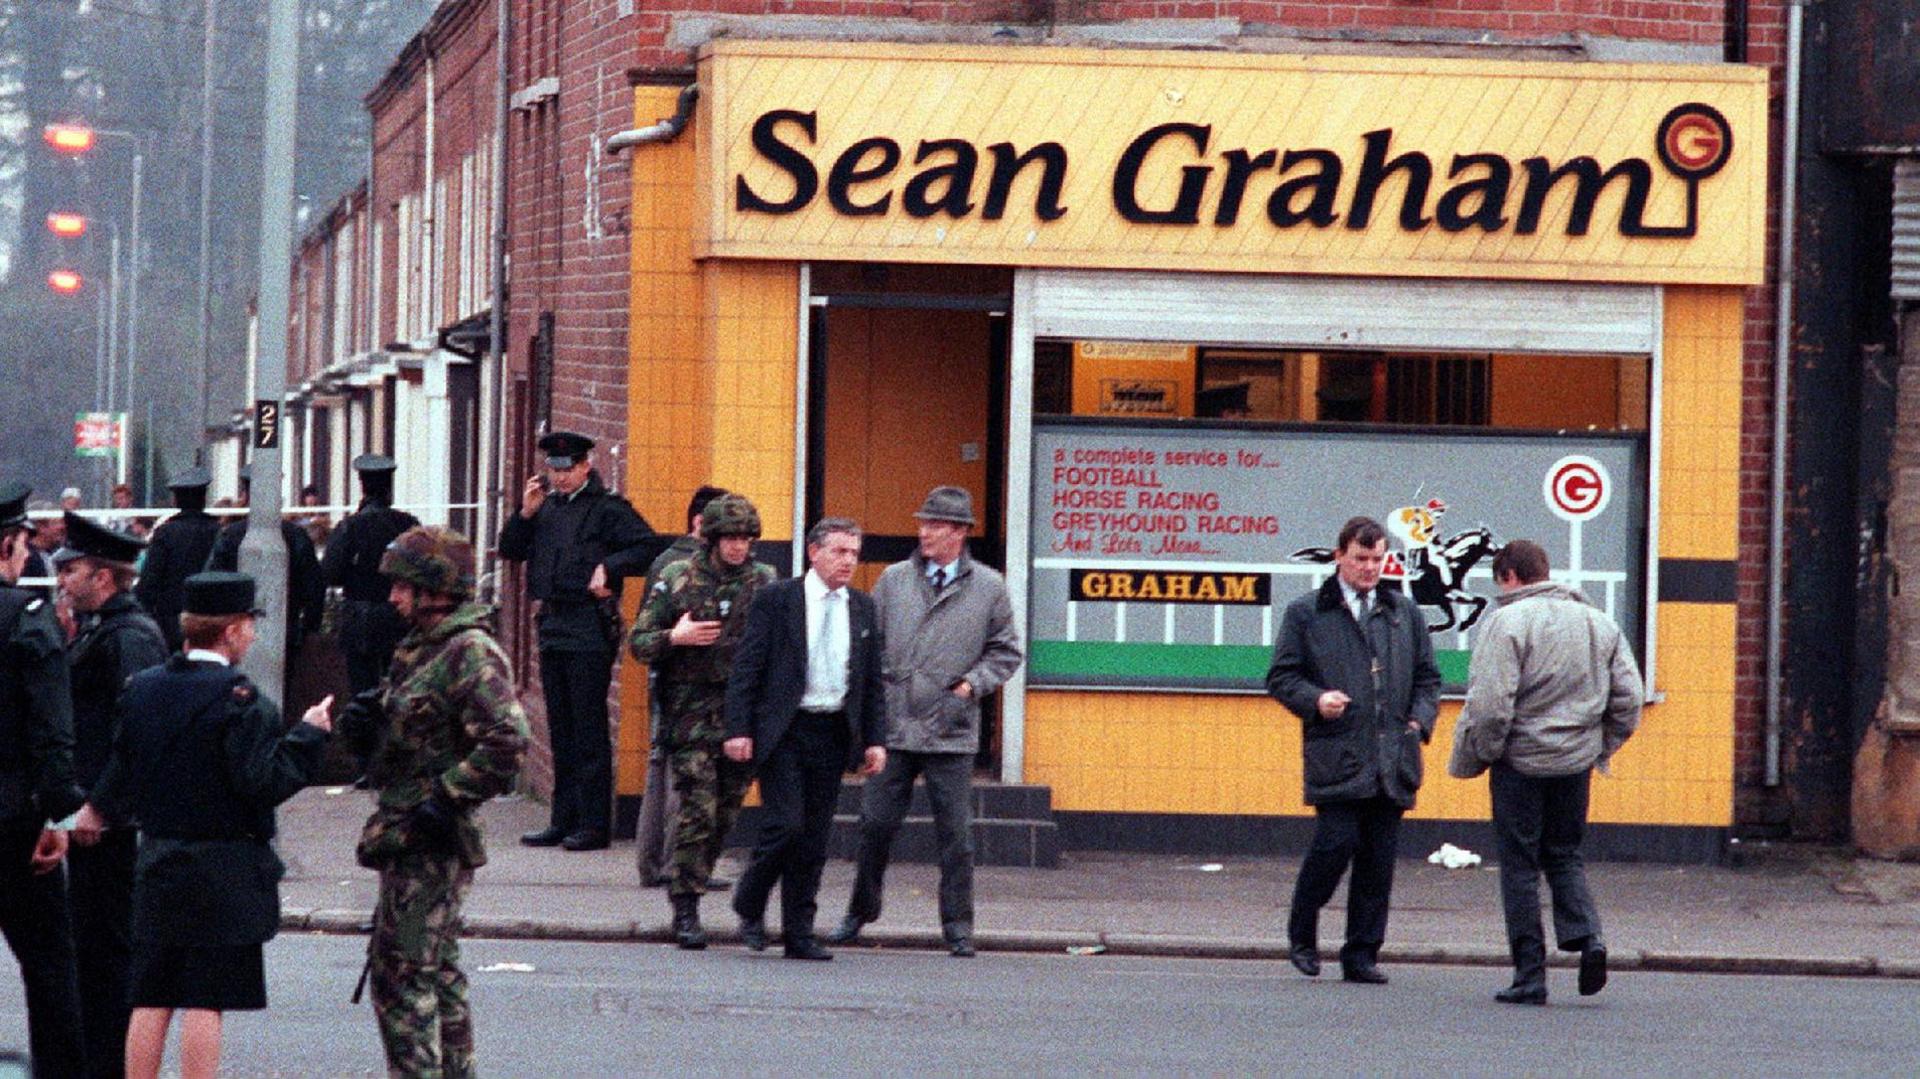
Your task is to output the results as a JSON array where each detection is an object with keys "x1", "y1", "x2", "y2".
[{"x1": 275, "y1": 786, "x2": 1920, "y2": 979}]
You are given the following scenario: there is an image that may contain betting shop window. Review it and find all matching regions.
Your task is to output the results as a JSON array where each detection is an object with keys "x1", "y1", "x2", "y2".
[{"x1": 1035, "y1": 339, "x2": 1649, "y2": 432}]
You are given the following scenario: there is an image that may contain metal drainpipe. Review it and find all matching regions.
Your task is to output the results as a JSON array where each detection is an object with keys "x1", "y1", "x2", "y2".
[
  {"x1": 604, "y1": 84, "x2": 699, "y2": 156},
  {"x1": 479, "y1": 0, "x2": 510, "y2": 599},
  {"x1": 1766, "y1": 0, "x2": 1807, "y2": 787}
]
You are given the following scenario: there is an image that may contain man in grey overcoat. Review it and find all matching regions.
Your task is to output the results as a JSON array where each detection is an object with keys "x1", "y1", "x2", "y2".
[
  {"x1": 1268, "y1": 515, "x2": 1440, "y2": 985},
  {"x1": 827, "y1": 487, "x2": 1024, "y2": 958}
]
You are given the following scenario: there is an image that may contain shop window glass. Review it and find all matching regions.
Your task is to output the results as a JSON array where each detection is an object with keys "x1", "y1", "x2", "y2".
[{"x1": 1037, "y1": 339, "x2": 1647, "y2": 432}]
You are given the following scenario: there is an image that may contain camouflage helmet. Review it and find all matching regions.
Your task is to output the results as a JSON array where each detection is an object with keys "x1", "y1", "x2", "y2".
[
  {"x1": 380, "y1": 526, "x2": 476, "y2": 598},
  {"x1": 700, "y1": 494, "x2": 762, "y2": 540}
]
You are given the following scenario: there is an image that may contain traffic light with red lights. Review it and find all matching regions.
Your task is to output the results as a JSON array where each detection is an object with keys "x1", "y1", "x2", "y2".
[{"x1": 48, "y1": 269, "x2": 84, "y2": 294}]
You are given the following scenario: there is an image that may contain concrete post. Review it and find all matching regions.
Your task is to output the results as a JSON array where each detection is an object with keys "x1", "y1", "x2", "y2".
[{"x1": 236, "y1": 0, "x2": 300, "y2": 703}]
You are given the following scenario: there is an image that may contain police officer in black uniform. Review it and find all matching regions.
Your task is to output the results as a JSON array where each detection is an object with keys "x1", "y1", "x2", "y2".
[
  {"x1": 79, "y1": 572, "x2": 330, "y2": 1077},
  {"x1": 204, "y1": 464, "x2": 327, "y2": 669},
  {"x1": 133, "y1": 468, "x2": 223, "y2": 654},
  {"x1": 53, "y1": 512, "x2": 167, "y2": 1079},
  {"x1": 499, "y1": 431, "x2": 665, "y2": 851},
  {"x1": 322, "y1": 455, "x2": 419, "y2": 695},
  {"x1": 0, "y1": 484, "x2": 89, "y2": 1076}
]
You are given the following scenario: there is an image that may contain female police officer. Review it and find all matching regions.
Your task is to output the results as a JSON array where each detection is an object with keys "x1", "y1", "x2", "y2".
[{"x1": 76, "y1": 572, "x2": 332, "y2": 1079}]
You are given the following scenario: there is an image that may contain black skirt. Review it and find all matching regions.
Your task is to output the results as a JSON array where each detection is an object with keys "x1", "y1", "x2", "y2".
[{"x1": 128, "y1": 941, "x2": 267, "y2": 1011}]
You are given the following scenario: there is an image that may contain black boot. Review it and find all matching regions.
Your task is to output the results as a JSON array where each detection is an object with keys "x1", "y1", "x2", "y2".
[{"x1": 672, "y1": 894, "x2": 708, "y2": 950}]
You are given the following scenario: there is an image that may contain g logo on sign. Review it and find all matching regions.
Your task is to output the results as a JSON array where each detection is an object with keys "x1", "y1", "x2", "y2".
[
  {"x1": 1656, "y1": 103, "x2": 1733, "y2": 181},
  {"x1": 1544, "y1": 455, "x2": 1611, "y2": 523}
]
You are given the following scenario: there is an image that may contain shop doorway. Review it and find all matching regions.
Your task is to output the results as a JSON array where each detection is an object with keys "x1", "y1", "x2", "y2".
[{"x1": 806, "y1": 262, "x2": 1012, "y2": 767}]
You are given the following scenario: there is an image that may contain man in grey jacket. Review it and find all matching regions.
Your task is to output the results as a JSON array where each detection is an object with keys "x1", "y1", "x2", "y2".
[
  {"x1": 1448, "y1": 539, "x2": 1642, "y2": 1005},
  {"x1": 826, "y1": 487, "x2": 1024, "y2": 957}
]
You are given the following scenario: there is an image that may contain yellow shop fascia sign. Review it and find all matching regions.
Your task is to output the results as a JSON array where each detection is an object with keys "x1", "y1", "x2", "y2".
[{"x1": 697, "y1": 41, "x2": 1766, "y2": 285}]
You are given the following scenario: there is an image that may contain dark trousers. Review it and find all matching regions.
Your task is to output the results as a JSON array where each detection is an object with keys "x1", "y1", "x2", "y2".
[
  {"x1": 539, "y1": 648, "x2": 616, "y2": 834},
  {"x1": 734, "y1": 712, "x2": 850, "y2": 940},
  {"x1": 0, "y1": 826, "x2": 86, "y2": 1078},
  {"x1": 1490, "y1": 763, "x2": 1600, "y2": 986},
  {"x1": 69, "y1": 830, "x2": 136, "y2": 1079},
  {"x1": 1288, "y1": 795, "x2": 1404, "y2": 966},
  {"x1": 847, "y1": 750, "x2": 974, "y2": 939}
]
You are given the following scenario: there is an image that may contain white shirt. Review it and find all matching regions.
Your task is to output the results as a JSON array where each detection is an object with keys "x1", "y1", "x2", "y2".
[
  {"x1": 799, "y1": 569, "x2": 850, "y2": 712},
  {"x1": 926, "y1": 559, "x2": 958, "y2": 591},
  {"x1": 1337, "y1": 577, "x2": 1374, "y2": 624},
  {"x1": 186, "y1": 649, "x2": 230, "y2": 666}
]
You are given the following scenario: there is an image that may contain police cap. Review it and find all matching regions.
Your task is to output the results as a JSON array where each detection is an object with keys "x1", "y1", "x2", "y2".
[
  {"x1": 167, "y1": 467, "x2": 211, "y2": 491},
  {"x1": 0, "y1": 483, "x2": 33, "y2": 533},
  {"x1": 0, "y1": 479, "x2": 32, "y2": 529},
  {"x1": 183, "y1": 571, "x2": 266, "y2": 617},
  {"x1": 353, "y1": 454, "x2": 397, "y2": 474},
  {"x1": 538, "y1": 430, "x2": 594, "y2": 468},
  {"x1": 51, "y1": 511, "x2": 145, "y2": 568}
]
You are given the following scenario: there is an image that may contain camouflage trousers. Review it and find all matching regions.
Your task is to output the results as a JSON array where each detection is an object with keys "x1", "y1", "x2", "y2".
[
  {"x1": 667, "y1": 738, "x2": 754, "y2": 898},
  {"x1": 370, "y1": 853, "x2": 476, "y2": 1079}
]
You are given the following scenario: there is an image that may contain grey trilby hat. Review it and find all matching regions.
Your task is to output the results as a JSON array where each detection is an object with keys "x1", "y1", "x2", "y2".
[{"x1": 913, "y1": 486, "x2": 976, "y2": 527}]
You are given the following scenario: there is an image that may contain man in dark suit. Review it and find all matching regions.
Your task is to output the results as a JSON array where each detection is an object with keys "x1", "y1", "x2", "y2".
[
  {"x1": 135, "y1": 469, "x2": 223, "y2": 654},
  {"x1": 723, "y1": 518, "x2": 885, "y2": 960}
]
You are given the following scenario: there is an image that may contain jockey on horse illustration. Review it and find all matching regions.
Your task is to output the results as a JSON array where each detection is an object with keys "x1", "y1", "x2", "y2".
[{"x1": 1291, "y1": 499, "x2": 1502, "y2": 631}]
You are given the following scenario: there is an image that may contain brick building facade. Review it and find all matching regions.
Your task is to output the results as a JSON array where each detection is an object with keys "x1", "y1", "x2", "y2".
[{"x1": 279, "y1": 0, "x2": 1810, "y2": 850}]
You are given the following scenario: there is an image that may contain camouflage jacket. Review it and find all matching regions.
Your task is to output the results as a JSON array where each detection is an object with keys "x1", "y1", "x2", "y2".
[
  {"x1": 357, "y1": 603, "x2": 529, "y2": 869},
  {"x1": 628, "y1": 550, "x2": 774, "y2": 689}
]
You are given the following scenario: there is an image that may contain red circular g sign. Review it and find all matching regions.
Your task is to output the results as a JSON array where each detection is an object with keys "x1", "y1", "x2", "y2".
[
  {"x1": 1544, "y1": 456, "x2": 1611, "y2": 523},
  {"x1": 1657, "y1": 103, "x2": 1733, "y2": 181}
]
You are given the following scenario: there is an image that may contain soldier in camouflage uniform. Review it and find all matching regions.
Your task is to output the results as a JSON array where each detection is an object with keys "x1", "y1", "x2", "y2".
[
  {"x1": 343, "y1": 527, "x2": 528, "y2": 1079},
  {"x1": 628, "y1": 494, "x2": 774, "y2": 948}
]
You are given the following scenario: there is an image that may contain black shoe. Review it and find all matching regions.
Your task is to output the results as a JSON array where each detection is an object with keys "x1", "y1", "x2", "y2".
[
  {"x1": 1341, "y1": 963, "x2": 1389, "y2": 985},
  {"x1": 671, "y1": 895, "x2": 707, "y2": 950},
  {"x1": 350, "y1": 773, "x2": 372, "y2": 791},
  {"x1": 638, "y1": 873, "x2": 668, "y2": 888},
  {"x1": 1288, "y1": 944, "x2": 1321, "y2": 978},
  {"x1": 1578, "y1": 944, "x2": 1608, "y2": 996},
  {"x1": 520, "y1": 826, "x2": 568, "y2": 847},
  {"x1": 949, "y1": 937, "x2": 976, "y2": 958},
  {"x1": 824, "y1": 915, "x2": 868, "y2": 945},
  {"x1": 560, "y1": 829, "x2": 610, "y2": 852},
  {"x1": 705, "y1": 875, "x2": 734, "y2": 892},
  {"x1": 1496, "y1": 983, "x2": 1549, "y2": 1005},
  {"x1": 784, "y1": 938, "x2": 833, "y2": 961},
  {"x1": 738, "y1": 916, "x2": 768, "y2": 952}
]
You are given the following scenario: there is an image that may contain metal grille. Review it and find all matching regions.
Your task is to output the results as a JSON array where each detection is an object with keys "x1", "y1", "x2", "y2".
[{"x1": 1895, "y1": 159, "x2": 1920, "y2": 302}]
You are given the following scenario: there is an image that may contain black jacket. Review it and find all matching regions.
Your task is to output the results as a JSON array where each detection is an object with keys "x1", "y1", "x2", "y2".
[
  {"x1": 322, "y1": 501, "x2": 419, "y2": 602},
  {"x1": 67, "y1": 590, "x2": 167, "y2": 788},
  {"x1": 1266, "y1": 577, "x2": 1441, "y2": 809},
  {"x1": 0, "y1": 586, "x2": 84, "y2": 827},
  {"x1": 206, "y1": 517, "x2": 327, "y2": 652},
  {"x1": 133, "y1": 509, "x2": 223, "y2": 653},
  {"x1": 724, "y1": 576, "x2": 884, "y2": 771},
  {"x1": 322, "y1": 500, "x2": 418, "y2": 657},
  {"x1": 496, "y1": 471, "x2": 664, "y2": 651},
  {"x1": 91, "y1": 656, "x2": 325, "y2": 945}
]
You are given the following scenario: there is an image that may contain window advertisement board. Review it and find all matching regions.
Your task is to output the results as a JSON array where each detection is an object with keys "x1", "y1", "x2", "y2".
[{"x1": 1029, "y1": 420, "x2": 1647, "y2": 691}]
